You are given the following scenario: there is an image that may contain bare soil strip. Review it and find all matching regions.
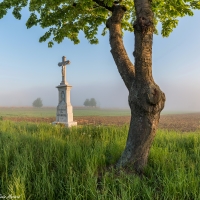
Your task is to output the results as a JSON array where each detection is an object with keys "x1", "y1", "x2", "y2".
[{"x1": 3, "y1": 113, "x2": 200, "y2": 132}]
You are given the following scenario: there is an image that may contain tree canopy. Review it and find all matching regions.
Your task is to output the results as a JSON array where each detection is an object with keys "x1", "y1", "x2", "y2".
[
  {"x1": 84, "y1": 98, "x2": 97, "y2": 107},
  {"x1": 0, "y1": 0, "x2": 199, "y2": 47},
  {"x1": 83, "y1": 99, "x2": 90, "y2": 107},
  {"x1": 32, "y1": 98, "x2": 43, "y2": 108}
]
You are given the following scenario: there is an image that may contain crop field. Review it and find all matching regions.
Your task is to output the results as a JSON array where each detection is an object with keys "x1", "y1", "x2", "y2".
[{"x1": 0, "y1": 107, "x2": 200, "y2": 199}]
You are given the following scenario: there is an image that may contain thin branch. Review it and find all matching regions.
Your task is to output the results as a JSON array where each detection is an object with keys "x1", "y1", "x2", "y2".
[{"x1": 92, "y1": 0, "x2": 113, "y2": 11}]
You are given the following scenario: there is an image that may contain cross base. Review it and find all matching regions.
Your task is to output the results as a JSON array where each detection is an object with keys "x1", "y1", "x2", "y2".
[
  {"x1": 52, "y1": 83, "x2": 77, "y2": 128},
  {"x1": 52, "y1": 121, "x2": 77, "y2": 128}
]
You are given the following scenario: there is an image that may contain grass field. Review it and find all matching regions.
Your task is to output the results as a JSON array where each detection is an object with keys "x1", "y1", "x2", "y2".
[
  {"x1": 0, "y1": 120, "x2": 200, "y2": 199},
  {"x1": 0, "y1": 106, "x2": 191, "y2": 118},
  {"x1": 0, "y1": 107, "x2": 131, "y2": 117}
]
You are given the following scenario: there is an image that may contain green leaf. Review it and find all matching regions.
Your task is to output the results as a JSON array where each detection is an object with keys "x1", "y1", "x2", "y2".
[
  {"x1": 48, "y1": 41, "x2": 54, "y2": 48},
  {"x1": 13, "y1": 7, "x2": 22, "y2": 19},
  {"x1": 26, "y1": 13, "x2": 38, "y2": 28}
]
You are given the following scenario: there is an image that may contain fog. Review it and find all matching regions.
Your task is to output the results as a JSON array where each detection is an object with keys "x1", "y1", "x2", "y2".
[
  {"x1": 0, "y1": 80, "x2": 200, "y2": 113},
  {"x1": 1, "y1": 10, "x2": 200, "y2": 114},
  {"x1": 0, "y1": 82, "x2": 129, "y2": 108}
]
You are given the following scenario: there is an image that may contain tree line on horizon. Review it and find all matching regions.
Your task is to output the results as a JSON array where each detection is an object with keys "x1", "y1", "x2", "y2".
[{"x1": 83, "y1": 98, "x2": 97, "y2": 107}]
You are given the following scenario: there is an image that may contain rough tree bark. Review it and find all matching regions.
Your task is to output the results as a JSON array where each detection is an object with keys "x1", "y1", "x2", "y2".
[{"x1": 106, "y1": 0, "x2": 166, "y2": 173}]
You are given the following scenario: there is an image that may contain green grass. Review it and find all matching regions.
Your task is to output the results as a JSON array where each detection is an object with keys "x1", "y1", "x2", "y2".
[
  {"x1": 0, "y1": 107, "x2": 131, "y2": 117},
  {"x1": 0, "y1": 107, "x2": 56, "y2": 117},
  {"x1": 0, "y1": 121, "x2": 200, "y2": 199}
]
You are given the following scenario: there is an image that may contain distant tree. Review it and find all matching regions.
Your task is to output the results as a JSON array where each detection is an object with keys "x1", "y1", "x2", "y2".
[
  {"x1": 83, "y1": 99, "x2": 90, "y2": 107},
  {"x1": 32, "y1": 98, "x2": 43, "y2": 108},
  {"x1": 90, "y1": 98, "x2": 97, "y2": 107},
  {"x1": 84, "y1": 98, "x2": 97, "y2": 107}
]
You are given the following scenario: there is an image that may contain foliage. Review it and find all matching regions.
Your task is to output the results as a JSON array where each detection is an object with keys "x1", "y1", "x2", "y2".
[
  {"x1": 0, "y1": 121, "x2": 200, "y2": 199},
  {"x1": 151, "y1": 0, "x2": 200, "y2": 36},
  {"x1": 90, "y1": 98, "x2": 97, "y2": 107},
  {"x1": 0, "y1": 0, "x2": 199, "y2": 47},
  {"x1": 83, "y1": 98, "x2": 90, "y2": 107},
  {"x1": 32, "y1": 98, "x2": 43, "y2": 108},
  {"x1": 84, "y1": 98, "x2": 97, "y2": 107}
]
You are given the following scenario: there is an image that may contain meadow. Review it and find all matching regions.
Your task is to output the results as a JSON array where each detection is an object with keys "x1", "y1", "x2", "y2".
[
  {"x1": 0, "y1": 107, "x2": 131, "y2": 117},
  {"x1": 0, "y1": 120, "x2": 200, "y2": 199}
]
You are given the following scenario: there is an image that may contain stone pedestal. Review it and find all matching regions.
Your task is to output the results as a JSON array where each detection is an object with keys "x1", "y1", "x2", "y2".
[{"x1": 52, "y1": 83, "x2": 77, "y2": 127}]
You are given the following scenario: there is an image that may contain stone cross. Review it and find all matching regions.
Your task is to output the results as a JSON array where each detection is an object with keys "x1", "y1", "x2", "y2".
[{"x1": 58, "y1": 56, "x2": 70, "y2": 84}]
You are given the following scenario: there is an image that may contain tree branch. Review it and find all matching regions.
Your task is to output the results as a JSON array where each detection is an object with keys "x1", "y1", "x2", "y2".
[
  {"x1": 92, "y1": 0, "x2": 113, "y2": 11},
  {"x1": 106, "y1": 5, "x2": 135, "y2": 91}
]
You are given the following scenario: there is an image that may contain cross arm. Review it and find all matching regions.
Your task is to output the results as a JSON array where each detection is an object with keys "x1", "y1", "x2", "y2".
[{"x1": 58, "y1": 60, "x2": 70, "y2": 67}]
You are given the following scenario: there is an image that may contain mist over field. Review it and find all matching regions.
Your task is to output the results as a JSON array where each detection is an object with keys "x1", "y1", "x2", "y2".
[
  {"x1": 0, "y1": 80, "x2": 199, "y2": 113},
  {"x1": 0, "y1": 10, "x2": 200, "y2": 114}
]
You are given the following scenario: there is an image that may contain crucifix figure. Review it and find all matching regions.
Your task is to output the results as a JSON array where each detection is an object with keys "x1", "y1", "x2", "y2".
[{"x1": 58, "y1": 56, "x2": 70, "y2": 84}]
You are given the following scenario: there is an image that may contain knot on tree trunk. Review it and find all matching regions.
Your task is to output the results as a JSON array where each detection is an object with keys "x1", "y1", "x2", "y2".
[
  {"x1": 133, "y1": 17, "x2": 153, "y2": 34},
  {"x1": 129, "y1": 82, "x2": 165, "y2": 114},
  {"x1": 147, "y1": 84, "x2": 161, "y2": 105},
  {"x1": 133, "y1": 7, "x2": 154, "y2": 35}
]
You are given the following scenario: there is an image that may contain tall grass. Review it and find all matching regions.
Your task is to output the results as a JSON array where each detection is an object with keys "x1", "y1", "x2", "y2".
[{"x1": 0, "y1": 121, "x2": 200, "y2": 199}]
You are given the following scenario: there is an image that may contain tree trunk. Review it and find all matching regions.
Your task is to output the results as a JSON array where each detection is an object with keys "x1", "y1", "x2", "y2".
[{"x1": 107, "y1": 1, "x2": 166, "y2": 173}]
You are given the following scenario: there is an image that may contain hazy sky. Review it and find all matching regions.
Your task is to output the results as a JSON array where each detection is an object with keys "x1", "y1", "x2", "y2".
[{"x1": 0, "y1": 8, "x2": 200, "y2": 112}]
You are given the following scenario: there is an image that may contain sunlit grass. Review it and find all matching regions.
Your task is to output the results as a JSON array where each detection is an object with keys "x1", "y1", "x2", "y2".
[{"x1": 0, "y1": 121, "x2": 200, "y2": 199}]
